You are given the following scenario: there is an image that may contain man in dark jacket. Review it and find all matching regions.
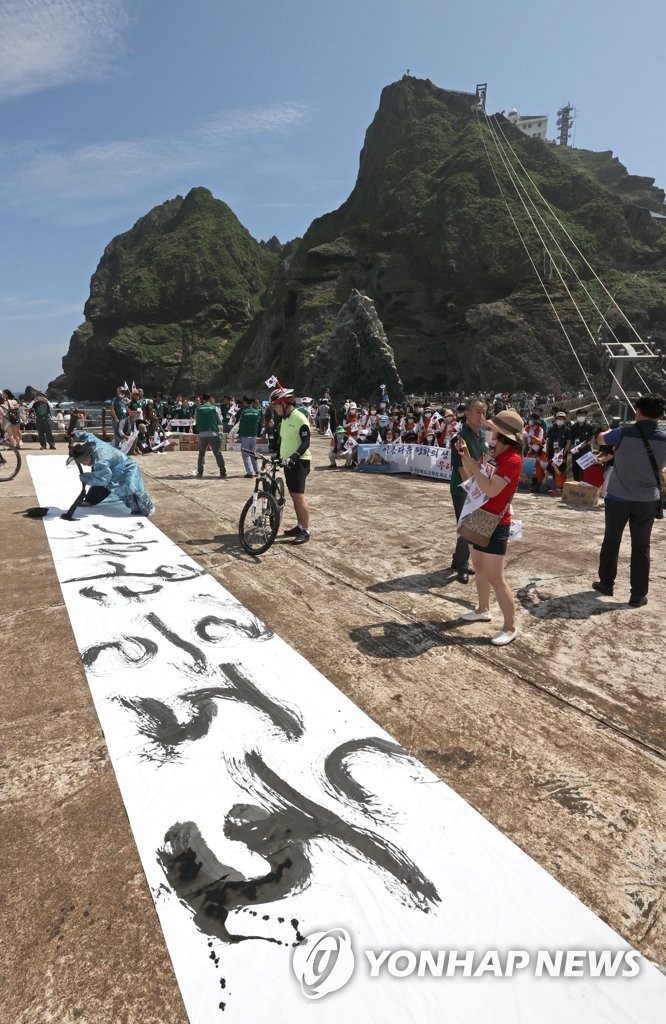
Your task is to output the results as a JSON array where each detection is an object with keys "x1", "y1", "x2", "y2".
[
  {"x1": 593, "y1": 394, "x2": 666, "y2": 606},
  {"x1": 570, "y1": 409, "x2": 596, "y2": 481},
  {"x1": 449, "y1": 398, "x2": 487, "y2": 583},
  {"x1": 30, "y1": 393, "x2": 56, "y2": 449}
]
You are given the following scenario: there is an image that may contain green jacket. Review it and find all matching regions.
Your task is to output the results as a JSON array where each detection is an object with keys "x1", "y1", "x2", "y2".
[
  {"x1": 195, "y1": 403, "x2": 221, "y2": 434},
  {"x1": 238, "y1": 407, "x2": 262, "y2": 437}
]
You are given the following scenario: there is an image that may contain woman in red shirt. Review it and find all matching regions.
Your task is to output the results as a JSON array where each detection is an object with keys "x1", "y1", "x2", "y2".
[{"x1": 458, "y1": 409, "x2": 524, "y2": 646}]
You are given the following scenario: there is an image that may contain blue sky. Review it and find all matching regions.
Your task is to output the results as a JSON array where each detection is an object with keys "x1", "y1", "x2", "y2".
[{"x1": 1, "y1": 0, "x2": 664, "y2": 394}]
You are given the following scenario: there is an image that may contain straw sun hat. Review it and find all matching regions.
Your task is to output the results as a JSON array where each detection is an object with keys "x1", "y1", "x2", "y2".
[{"x1": 486, "y1": 409, "x2": 524, "y2": 442}]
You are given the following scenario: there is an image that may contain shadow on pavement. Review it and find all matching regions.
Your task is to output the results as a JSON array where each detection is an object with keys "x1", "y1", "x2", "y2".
[
  {"x1": 184, "y1": 532, "x2": 248, "y2": 557},
  {"x1": 517, "y1": 580, "x2": 628, "y2": 619},
  {"x1": 350, "y1": 619, "x2": 493, "y2": 658},
  {"x1": 367, "y1": 568, "x2": 457, "y2": 595}
]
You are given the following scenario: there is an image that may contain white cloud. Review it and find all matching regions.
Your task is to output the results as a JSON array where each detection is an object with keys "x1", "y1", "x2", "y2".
[
  {"x1": 0, "y1": 0, "x2": 128, "y2": 100},
  {"x1": 0, "y1": 101, "x2": 312, "y2": 225}
]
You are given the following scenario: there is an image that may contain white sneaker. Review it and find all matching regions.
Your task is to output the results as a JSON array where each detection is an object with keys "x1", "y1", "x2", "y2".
[
  {"x1": 491, "y1": 629, "x2": 518, "y2": 646},
  {"x1": 461, "y1": 610, "x2": 492, "y2": 622}
]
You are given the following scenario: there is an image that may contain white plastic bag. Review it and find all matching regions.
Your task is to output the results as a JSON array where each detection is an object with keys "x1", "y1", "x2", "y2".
[{"x1": 508, "y1": 519, "x2": 523, "y2": 543}]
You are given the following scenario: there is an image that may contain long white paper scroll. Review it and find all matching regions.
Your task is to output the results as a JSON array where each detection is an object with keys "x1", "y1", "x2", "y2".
[{"x1": 27, "y1": 456, "x2": 665, "y2": 1023}]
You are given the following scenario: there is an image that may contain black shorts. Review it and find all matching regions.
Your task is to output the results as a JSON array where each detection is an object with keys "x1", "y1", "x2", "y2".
[
  {"x1": 284, "y1": 459, "x2": 310, "y2": 494},
  {"x1": 472, "y1": 521, "x2": 511, "y2": 556}
]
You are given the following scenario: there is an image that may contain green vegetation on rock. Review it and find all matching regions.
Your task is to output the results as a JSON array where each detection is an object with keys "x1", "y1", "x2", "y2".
[{"x1": 54, "y1": 78, "x2": 666, "y2": 399}]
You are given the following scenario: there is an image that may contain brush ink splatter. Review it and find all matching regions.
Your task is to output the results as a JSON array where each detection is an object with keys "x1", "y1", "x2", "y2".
[
  {"x1": 158, "y1": 820, "x2": 302, "y2": 944},
  {"x1": 158, "y1": 750, "x2": 438, "y2": 945}
]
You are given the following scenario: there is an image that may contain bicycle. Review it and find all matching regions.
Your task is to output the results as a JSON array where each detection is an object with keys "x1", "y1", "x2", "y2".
[
  {"x1": 0, "y1": 438, "x2": 21, "y2": 481},
  {"x1": 238, "y1": 454, "x2": 287, "y2": 555}
]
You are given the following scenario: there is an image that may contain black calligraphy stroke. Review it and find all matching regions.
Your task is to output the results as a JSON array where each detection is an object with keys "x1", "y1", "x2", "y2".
[
  {"x1": 158, "y1": 750, "x2": 438, "y2": 943},
  {"x1": 324, "y1": 737, "x2": 416, "y2": 814},
  {"x1": 194, "y1": 613, "x2": 273, "y2": 644},
  {"x1": 144, "y1": 612, "x2": 209, "y2": 674},
  {"x1": 81, "y1": 608, "x2": 274, "y2": 680},
  {"x1": 79, "y1": 586, "x2": 110, "y2": 605},
  {"x1": 50, "y1": 523, "x2": 146, "y2": 543},
  {"x1": 82, "y1": 636, "x2": 159, "y2": 670},
  {"x1": 63, "y1": 561, "x2": 205, "y2": 585},
  {"x1": 118, "y1": 662, "x2": 303, "y2": 761},
  {"x1": 90, "y1": 522, "x2": 146, "y2": 536},
  {"x1": 80, "y1": 610, "x2": 207, "y2": 674},
  {"x1": 115, "y1": 583, "x2": 164, "y2": 602},
  {"x1": 158, "y1": 820, "x2": 302, "y2": 945},
  {"x1": 230, "y1": 751, "x2": 439, "y2": 911},
  {"x1": 79, "y1": 582, "x2": 164, "y2": 606},
  {"x1": 190, "y1": 592, "x2": 274, "y2": 643},
  {"x1": 77, "y1": 542, "x2": 155, "y2": 557}
]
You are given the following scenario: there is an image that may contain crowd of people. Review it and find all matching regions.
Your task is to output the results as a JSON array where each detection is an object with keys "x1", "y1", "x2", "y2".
[
  {"x1": 0, "y1": 390, "x2": 92, "y2": 449},
  {"x1": 316, "y1": 392, "x2": 612, "y2": 496},
  {"x1": 4, "y1": 380, "x2": 664, "y2": 633}
]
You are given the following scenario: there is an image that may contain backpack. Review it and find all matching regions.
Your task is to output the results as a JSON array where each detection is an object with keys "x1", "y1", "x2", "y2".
[{"x1": 6, "y1": 406, "x2": 20, "y2": 425}]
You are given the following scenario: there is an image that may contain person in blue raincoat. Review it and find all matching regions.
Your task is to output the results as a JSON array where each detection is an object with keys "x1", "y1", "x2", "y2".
[{"x1": 67, "y1": 432, "x2": 155, "y2": 516}]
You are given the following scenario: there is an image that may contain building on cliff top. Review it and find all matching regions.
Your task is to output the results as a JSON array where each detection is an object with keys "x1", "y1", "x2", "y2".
[{"x1": 507, "y1": 108, "x2": 548, "y2": 140}]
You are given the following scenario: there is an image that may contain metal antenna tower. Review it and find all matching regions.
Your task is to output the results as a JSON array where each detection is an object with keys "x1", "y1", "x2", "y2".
[{"x1": 556, "y1": 102, "x2": 575, "y2": 146}]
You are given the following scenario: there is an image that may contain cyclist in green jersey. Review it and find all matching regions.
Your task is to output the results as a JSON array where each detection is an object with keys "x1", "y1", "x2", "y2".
[{"x1": 270, "y1": 386, "x2": 312, "y2": 544}]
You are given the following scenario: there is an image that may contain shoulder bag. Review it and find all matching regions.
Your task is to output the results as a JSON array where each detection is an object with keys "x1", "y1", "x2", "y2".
[
  {"x1": 635, "y1": 422, "x2": 665, "y2": 520},
  {"x1": 457, "y1": 496, "x2": 512, "y2": 547}
]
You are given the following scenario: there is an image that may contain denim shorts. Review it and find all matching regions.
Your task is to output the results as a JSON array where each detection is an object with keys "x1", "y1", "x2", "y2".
[{"x1": 472, "y1": 521, "x2": 511, "y2": 556}]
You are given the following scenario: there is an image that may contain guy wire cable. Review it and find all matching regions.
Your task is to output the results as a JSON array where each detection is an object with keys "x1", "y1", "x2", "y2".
[
  {"x1": 474, "y1": 108, "x2": 609, "y2": 421},
  {"x1": 484, "y1": 111, "x2": 635, "y2": 410},
  {"x1": 490, "y1": 121, "x2": 666, "y2": 403},
  {"x1": 483, "y1": 112, "x2": 635, "y2": 413},
  {"x1": 489, "y1": 115, "x2": 641, "y2": 369},
  {"x1": 480, "y1": 112, "x2": 618, "y2": 414},
  {"x1": 469, "y1": 109, "x2": 602, "y2": 415},
  {"x1": 490, "y1": 114, "x2": 655, "y2": 354}
]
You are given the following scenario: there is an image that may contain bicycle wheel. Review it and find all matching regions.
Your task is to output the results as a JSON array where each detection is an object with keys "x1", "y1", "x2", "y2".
[
  {"x1": 0, "y1": 446, "x2": 21, "y2": 482},
  {"x1": 272, "y1": 477, "x2": 286, "y2": 521},
  {"x1": 238, "y1": 490, "x2": 280, "y2": 555}
]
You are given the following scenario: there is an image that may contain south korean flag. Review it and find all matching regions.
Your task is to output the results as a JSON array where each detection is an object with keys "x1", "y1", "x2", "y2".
[{"x1": 265, "y1": 375, "x2": 279, "y2": 388}]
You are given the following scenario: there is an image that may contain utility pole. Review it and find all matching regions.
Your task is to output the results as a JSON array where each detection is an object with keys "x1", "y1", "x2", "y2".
[{"x1": 556, "y1": 102, "x2": 575, "y2": 147}]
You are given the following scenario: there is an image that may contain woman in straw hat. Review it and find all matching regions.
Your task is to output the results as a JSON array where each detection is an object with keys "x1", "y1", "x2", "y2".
[{"x1": 457, "y1": 409, "x2": 524, "y2": 646}]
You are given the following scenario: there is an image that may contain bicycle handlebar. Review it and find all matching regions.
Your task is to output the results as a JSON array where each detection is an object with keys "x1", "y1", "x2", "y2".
[{"x1": 240, "y1": 448, "x2": 283, "y2": 467}]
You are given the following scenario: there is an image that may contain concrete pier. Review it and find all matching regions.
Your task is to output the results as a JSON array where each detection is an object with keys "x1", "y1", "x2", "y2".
[{"x1": 2, "y1": 437, "x2": 664, "y2": 1021}]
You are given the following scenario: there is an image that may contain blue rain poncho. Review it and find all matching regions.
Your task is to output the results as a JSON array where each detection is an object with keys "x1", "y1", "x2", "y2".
[{"x1": 73, "y1": 432, "x2": 155, "y2": 516}]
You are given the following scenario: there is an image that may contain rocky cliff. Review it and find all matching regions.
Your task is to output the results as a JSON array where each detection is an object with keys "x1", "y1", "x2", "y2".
[
  {"x1": 59, "y1": 188, "x2": 277, "y2": 398},
  {"x1": 53, "y1": 77, "x2": 666, "y2": 399}
]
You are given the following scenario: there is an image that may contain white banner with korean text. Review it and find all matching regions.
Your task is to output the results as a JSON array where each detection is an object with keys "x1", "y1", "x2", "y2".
[{"x1": 357, "y1": 443, "x2": 452, "y2": 480}]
